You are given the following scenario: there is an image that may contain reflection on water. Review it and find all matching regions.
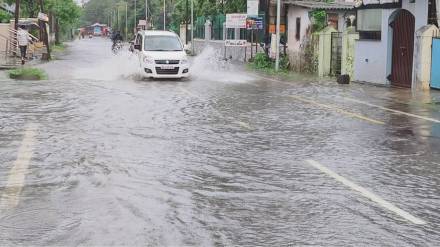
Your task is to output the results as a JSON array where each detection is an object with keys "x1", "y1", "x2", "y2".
[{"x1": 0, "y1": 38, "x2": 439, "y2": 246}]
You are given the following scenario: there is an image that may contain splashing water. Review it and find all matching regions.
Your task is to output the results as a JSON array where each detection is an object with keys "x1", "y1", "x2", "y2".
[
  {"x1": 75, "y1": 48, "x2": 140, "y2": 81},
  {"x1": 40, "y1": 40, "x2": 255, "y2": 83},
  {"x1": 190, "y1": 46, "x2": 255, "y2": 84}
]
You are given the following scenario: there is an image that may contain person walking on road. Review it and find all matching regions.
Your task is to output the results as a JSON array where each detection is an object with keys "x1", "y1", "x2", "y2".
[{"x1": 17, "y1": 25, "x2": 31, "y2": 65}]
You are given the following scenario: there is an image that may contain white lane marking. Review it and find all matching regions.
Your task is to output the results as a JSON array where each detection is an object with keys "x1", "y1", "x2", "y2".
[
  {"x1": 343, "y1": 97, "x2": 440, "y2": 124},
  {"x1": 0, "y1": 123, "x2": 38, "y2": 212},
  {"x1": 305, "y1": 159, "x2": 426, "y2": 225},
  {"x1": 179, "y1": 87, "x2": 253, "y2": 130},
  {"x1": 289, "y1": 95, "x2": 385, "y2": 125}
]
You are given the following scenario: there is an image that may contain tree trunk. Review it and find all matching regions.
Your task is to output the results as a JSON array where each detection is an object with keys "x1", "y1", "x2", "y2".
[
  {"x1": 14, "y1": 0, "x2": 19, "y2": 30},
  {"x1": 38, "y1": 0, "x2": 51, "y2": 60},
  {"x1": 55, "y1": 18, "x2": 60, "y2": 44}
]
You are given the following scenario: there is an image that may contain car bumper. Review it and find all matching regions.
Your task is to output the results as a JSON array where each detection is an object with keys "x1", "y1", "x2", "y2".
[{"x1": 143, "y1": 64, "x2": 190, "y2": 78}]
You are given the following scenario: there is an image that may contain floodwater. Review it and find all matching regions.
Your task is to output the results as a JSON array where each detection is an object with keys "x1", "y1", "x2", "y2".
[{"x1": 0, "y1": 38, "x2": 440, "y2": 246}]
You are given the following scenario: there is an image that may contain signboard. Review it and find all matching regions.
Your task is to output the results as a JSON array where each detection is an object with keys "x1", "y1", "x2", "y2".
[
  {"x1": 269, "y1": 24, "x2": 286, "y2": 34},
  {"x1": 247, "y1": 0, "x2": 259, "y2": 16},
  {"x1": 226, "y1": 14, "x2": 247, "y2": 29},
  {"x1": 246, "y1": 17, "x2": 263, "y2": 30},
  {"x1": 38, "y1": 12, "x2": 49, "y2": 22},
  {"x1": 225, "y1": 39, "x2": 247, "y2": 47}
]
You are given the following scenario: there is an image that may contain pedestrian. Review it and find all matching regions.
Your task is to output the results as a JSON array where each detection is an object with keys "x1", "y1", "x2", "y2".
[{"x1": 17, "y1": 25, "x2": 30, "y2": 65}]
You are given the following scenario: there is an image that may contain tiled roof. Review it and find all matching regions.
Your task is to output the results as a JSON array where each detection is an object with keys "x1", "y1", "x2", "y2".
[{"x1": 283, "y1": 0, "x2": 355, "y2": 10}]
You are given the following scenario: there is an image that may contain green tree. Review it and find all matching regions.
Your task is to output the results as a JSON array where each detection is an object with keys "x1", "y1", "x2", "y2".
[{"x1": 47, "y1": 0, "x2": 82, "y2": 43}]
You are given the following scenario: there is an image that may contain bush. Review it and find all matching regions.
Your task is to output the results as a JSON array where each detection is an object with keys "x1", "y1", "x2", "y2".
[
  {"x1": 9, "y1": 68, "x2": 48, "y2": 80},
  {"x1": 279, "y1": 55, "x2": 290, "y2": 71},
  {"x1": 252, "y1": 53, "x2": 272, "y2": 69}
]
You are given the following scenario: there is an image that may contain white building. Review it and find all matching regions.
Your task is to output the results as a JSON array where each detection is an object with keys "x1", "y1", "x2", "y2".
[
  {"x1": 353, "y1": 0, "x2": 438, "y2": 88},
  {"x1": 283, "y1": 0, "x2": 355, "y2": 70}
]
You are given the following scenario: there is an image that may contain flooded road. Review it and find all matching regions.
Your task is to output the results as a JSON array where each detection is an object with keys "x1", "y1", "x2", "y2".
[{"x1": 1, "y1": 38, "x2": 440, "y2": 246}]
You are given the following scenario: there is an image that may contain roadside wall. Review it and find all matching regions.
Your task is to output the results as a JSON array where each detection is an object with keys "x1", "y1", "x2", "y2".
[
  {"x1": 193, "y1": 39, "x2": 264, "y2": 62},
  {"x1": 0, "y1": 23, "x2": 9, "y2": 53}
]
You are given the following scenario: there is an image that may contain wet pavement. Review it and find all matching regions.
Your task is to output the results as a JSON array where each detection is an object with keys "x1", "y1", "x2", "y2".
[{"x1": 0, "y1": 38, "x2": 440, "y2": 246}]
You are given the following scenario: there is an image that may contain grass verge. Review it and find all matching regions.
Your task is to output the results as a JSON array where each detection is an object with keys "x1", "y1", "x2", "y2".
[
  {"x1": 8, "y1": 68, "x2": 48, "y2": 80},
  {"x1": 51, "y1": 43, "x2": 66, "y2": 52}
]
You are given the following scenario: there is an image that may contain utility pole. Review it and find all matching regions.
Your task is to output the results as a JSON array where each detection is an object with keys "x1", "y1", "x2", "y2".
[
  {"x1": 275, "y1": 0, "x2": 280, "y2": 71},
  {"x1": 191, "y1": 0, "x2": 194, "y2": 54},
  {"x1": 145, "y1": 0, "x2": 148, "y2": 28},
  {"x1": 14, "y1": 0, "x2": 19, "y2": 30},
  {"x1": 185, "y1": 0, "x2": 188, "y2": 44},
  {"x1": 38, "y1": 0, "x2": 50, "y2": 60},
  {"x1": 125, "y1": 2, "x2": 128, "y2": 39},
  {"x1": 163, "y1": 0, "x2": 166, "y2": 30},
  {"x1": 134, "y1": 0, "x2": 137, "y2": 32}
]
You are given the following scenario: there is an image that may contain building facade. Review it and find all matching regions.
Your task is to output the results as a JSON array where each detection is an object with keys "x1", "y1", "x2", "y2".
[{"x1": 353, "y1": 0, "x2": 437, "y2": 88}]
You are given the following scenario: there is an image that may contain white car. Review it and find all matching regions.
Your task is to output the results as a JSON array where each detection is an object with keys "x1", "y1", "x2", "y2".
[{"x1": 133, "y1": 30, "x2": 190, "y2": 79}]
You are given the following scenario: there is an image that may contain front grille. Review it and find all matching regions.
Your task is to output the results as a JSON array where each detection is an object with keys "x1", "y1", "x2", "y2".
[
  {"x1": 155, "y1": 60, "x2": 179, "y2": 64},
  {"x1": 155, "y1": 67, "x2": 179, "y2": 75}
]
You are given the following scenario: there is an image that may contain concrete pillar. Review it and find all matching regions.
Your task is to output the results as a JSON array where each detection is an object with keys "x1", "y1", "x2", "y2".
[
  {"x1": 341, "y1": 27, "x2": 359, "y2": 79},
  {"x1": 204, "y1": 20, "x2": 211, "y2": 41},
  {"x1": 414, "y1": 25, "x2": 439, "y2": 90},
  {"x1": 223, "y1": 22, "x2": 227, "y2": 40},
  {"x1": 180, "y1": 24, "x2": 186, "y2": 43},
  {"x1": 234, "y1": 28, "x2": 240, "y2": 40},
  {"x1": 318, "y1": 26, "x2": 337, "y2": 77}
]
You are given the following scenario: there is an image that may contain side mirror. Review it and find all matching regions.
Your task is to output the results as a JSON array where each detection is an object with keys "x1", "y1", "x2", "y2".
[
  {"x1": 134, "y1": 44, "x2": 141, "y2": 50},
  {"x1": 183, "y1": 44, "x2": 190, "y2": 54}
]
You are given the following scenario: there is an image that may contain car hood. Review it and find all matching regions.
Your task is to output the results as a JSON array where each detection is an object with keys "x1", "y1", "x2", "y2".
[{"x1": 142, "y1": 51, "x2": 187, "y2": 60}]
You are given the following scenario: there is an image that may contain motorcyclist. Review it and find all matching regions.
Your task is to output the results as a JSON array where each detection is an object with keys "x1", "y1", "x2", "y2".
[{"x1": 111, "y1": 31, "x2": 123, "y2": 49}]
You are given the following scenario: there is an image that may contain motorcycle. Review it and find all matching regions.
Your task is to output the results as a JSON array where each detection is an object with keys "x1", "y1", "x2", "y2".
[{"x1": 112, "y1": 41, "x2": 123, "y2": 54}]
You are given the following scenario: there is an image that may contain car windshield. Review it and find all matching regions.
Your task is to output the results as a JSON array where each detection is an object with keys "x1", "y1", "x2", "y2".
[{"x1": 144, "y1": 35, "x2": 182, "y2": 51}]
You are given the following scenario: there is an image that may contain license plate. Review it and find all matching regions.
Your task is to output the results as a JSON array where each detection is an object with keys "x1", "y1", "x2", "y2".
[{"x1": 160, "y1": 65, "x2": 174, "y2": 69}]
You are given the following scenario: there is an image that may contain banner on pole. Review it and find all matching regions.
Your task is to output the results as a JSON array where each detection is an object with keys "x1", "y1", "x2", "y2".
[{"x1": 246, "y1": 17, "x2": 263, "y2": 30}]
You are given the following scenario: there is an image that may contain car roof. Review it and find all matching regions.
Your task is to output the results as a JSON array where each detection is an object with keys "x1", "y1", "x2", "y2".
[{"x1": 138, "y1": 30, "x2": 178, "y2": 37}]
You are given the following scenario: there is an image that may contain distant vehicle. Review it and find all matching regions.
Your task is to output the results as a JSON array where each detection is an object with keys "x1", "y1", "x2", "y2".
[{"x1": 132, "y1": 30, "x2": 190, "y2": 79}]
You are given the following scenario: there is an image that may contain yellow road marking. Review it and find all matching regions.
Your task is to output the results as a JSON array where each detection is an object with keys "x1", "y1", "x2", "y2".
[
  {"x1": 289, "y1": 95, "x2": 385, "y2": 125},
  {"x1": 254, "y1": 74, "x2": 440, "y2": 124},
  {"x1": 0, "y1": 123, "x2": 38, "y2": 213},
  {"x1": 343, "y1": 97, "x2": 440, "y2": 124},
  {"x1": 305, "y1": 160, "x2": 427, "y2": 225},
  {"x1": 234, "y1": 121, "x2": 253, "y2": 130}
]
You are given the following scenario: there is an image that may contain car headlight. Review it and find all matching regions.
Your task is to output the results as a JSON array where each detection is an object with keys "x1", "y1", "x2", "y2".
[
  {"x1": 180, "y1": 59, "x2": 188, "y2": 64},
  {"x1": 144, "y1": 57, "x2": 154, "y2": 64}
]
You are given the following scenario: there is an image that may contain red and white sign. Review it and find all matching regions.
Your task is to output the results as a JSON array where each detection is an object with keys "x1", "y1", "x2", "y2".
[{"x1": 226, "y1": 14, "x2": 247, "y2": 29}]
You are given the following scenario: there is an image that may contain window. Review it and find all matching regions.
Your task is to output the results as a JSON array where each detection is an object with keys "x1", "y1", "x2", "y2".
[
  {"x1": 295, "y1": 17, "x2": 301, "y2": 41},
  {"x1": 144, "y1": 35, "x2": 183, "y2": 51},
  {"x1": 428, "y1": 0, "x2": 438, "y2": 26},
  {"x1": 357, "y1": 9, "x2": 382, "y2": 40},
  {"x1": 327, "y1": 13, "x2": 339, "y2": 30}
]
